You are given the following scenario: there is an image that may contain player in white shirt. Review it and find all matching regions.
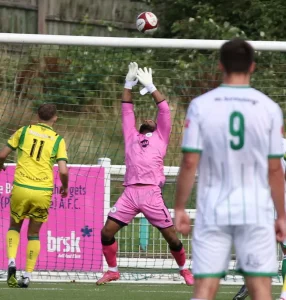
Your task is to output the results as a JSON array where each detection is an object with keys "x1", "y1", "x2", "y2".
[
  {"x1": 174, "y1": 38, "x2": 286, "y2": 300},
  {"x1": 281, "y1": 139, "x2": 286, "y2": 299},
  {"x1": 233, "y1": 138, "x2": 286, "y2": 300},
  {"x1": 280, "y1": 140, "x2": 286, "y2": 300}
]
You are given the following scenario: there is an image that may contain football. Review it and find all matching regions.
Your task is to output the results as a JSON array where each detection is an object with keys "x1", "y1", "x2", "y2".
[{"x1": 136, "y1": 12, "x2": 158, "y2": 34}]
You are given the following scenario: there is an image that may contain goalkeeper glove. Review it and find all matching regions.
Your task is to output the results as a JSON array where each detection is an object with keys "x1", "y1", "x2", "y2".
[
  {"x1": 136, "y1": 67, "x2": 157, "y2": 95},
  {"x1": 124, "y1": 62, "x2": 138, "y2": 89}
]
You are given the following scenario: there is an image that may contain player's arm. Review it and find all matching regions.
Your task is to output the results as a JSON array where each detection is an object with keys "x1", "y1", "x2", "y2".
[
  {"x1": 58, "y1": 160, "x2": 68, "y2": 196},
  {"x1": 174, "y1": 101, "x2": 202, "y2": 236},
  {"x1": 269, "y1": 158, "x2": 284, "y2": 217},
  {"x1": 136, "y1": 67, "x2": 171, "y2": 143},
  {"x1": 0, "y1": 146, "x2": 12, "y2": 171},
  {"x1": 175, "y1": 151, "x2": 200, "y2": 206},
  {"x1": 122, "y1": 62, "x2": 138, "y2": 140},
  {"x1": 154, "y1": 91, "x2": 171, "y2": 143},
  {"x1": 56, "y1": 138, "x2": 69, "y2": 198},
  {"x1": 268, "y1": 105, "x2": 286, "y2": 242},
  {"x1": 0, "y1": 128, "x2": 23, "y2": 171},
  {"x1": 283, "y1": 141, "x2": 286, "y2": 181}
]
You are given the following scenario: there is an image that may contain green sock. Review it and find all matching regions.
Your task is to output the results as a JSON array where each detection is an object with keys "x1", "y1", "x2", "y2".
[{"x1": 282, "y1": 256, "x2": 286, "y2": 282}]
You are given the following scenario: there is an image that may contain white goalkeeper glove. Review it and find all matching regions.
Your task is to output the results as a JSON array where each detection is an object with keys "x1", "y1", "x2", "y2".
[
  {"x1": 124, "y1": 62, "x2": 138, "y2": 89},
  {"x1": 136, "y1": 67, "x2": 157, "y2": 95}
]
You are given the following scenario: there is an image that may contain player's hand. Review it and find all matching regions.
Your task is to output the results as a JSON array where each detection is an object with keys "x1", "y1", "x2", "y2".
[
  {"x1": 0, "y1": 164, "x2": 6, "y2": 172},
  {"x1": 60, "y1": 186, "x2": 68, "y2": 198},
  {"x1": 174, "y1": 209, "x2": 191, "y2": 236},
  {"x1": 124, "y1": 62, "x2": 138, "y2": 89},
  {"x1": 275, "y1": 217, "x2": 286, "y2": 242},
  {"x1": 136, "y1": 67, "x2": 157, "y2": 95}
]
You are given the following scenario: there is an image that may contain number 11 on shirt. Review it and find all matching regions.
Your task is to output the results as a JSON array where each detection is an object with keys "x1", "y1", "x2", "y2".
[{"x1": 30, "y1": 139, "x2": 45, "y2": 161}]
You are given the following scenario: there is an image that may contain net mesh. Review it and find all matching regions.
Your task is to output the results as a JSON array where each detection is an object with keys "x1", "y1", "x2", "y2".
[{"x1": 0, "y1": 42, "x2": 285, "y2": 282}]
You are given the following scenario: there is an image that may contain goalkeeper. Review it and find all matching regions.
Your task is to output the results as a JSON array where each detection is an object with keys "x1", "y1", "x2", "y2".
[
  {"x1": 0, "y1": 104, "x2": 69, "y2": 288},
  {"x1": 96, "y1": 62, "x2": 194, "y2": 286}
]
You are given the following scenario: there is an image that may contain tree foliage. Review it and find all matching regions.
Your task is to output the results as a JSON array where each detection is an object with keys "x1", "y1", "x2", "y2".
[
  {"x1": 148, "y1": 0, "x2": 286, "y2": 41},
  {"x1": 139, "y1": 0, "x2": 286, "y2": 107},
  {"x1": 2, "y1": 1, "x2": 286, "y2": 170}
]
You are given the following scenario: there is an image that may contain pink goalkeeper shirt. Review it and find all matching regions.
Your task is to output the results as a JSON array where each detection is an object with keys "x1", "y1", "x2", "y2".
[{"x1": 122, "y1": 100, "x2": 171, "y2": 187}]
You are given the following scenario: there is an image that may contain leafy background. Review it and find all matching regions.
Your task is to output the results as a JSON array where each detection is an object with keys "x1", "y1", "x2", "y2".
[{"x1": 1, "y1": 0, "x2": 286, "y2": 209}]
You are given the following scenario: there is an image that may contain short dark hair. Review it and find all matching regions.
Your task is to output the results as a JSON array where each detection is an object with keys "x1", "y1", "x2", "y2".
[
  {"x1": 37, "y1": 104, "x2": 57, "y2": 121},
  {"x1": 220, "y1": 38, "x2": 254, "y2": 74}
]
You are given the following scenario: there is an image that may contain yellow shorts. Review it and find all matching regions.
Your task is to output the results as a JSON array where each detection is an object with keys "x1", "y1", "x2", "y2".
[{"x1": 10, "y1": 186, "x2": 52, "y2": 223}]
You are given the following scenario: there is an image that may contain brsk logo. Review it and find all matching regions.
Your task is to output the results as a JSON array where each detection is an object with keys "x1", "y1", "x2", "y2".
[{"x1": 47, "y1": 230, "x2": 80, "y2": 253}]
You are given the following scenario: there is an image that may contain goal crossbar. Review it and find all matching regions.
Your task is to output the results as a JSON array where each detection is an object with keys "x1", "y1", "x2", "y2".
[{"x1": 0, "y1": 33, "x2": 286, "y2": 51}]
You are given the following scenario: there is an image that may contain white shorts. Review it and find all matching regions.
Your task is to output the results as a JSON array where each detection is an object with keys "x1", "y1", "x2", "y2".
[{"x1": 192, "y1": 224, "x2": 278, "y2": 278}]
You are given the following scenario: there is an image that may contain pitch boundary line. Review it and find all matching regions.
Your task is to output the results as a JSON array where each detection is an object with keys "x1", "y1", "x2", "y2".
[{"x1": 0, "y1": 287, "x2": 281, "y2": 295}]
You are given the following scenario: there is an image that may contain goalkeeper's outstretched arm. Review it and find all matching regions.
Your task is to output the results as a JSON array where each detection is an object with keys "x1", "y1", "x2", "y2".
[
  {"x1": 123, "y1": 62, "x2": 138, "y2": 103},
  {"x1": 153, "y1": 90, "x2": 171, "y2": 143},
  {"x1": 122, "y1": 62, "x2": 138, "y2": 140},
  {"x1": 136, "y1": 67, "x2": 171, "y2": 143},
  {"x1": 122, "y1": 88, "x2": 132, "y2": 103}
]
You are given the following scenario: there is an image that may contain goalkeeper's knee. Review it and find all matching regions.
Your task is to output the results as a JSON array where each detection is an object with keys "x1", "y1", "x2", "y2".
[{"x1": 101, "y1": 227, "x2": 115, "y2": 244}]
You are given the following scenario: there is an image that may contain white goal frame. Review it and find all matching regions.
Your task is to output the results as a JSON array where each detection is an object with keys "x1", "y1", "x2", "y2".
[
  {"x1": 0, "y1": 33, "x2": 286, "y2": 51},
  {"x1": 0, "y1": 34, "x2": 284, "y2": 285}
]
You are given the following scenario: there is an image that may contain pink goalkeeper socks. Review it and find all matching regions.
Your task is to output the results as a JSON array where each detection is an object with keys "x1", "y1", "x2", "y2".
[
  {"x1": 171, "y1": 247, "x2": 186, "y2": 269},
  {"x1": 102, "y1": 241, "x2": 118, "y2": 268}
]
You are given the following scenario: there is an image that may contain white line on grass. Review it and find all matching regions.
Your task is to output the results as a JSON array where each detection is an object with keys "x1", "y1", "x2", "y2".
[
  {"x1": 0, "y1": 288, "x2": 105, "y2": 291},
  {"x1": 0, "y1": 279, "x2": 282, "y2": 286},
  {"x1": 0, "y1": 287, "x2": 280, "y2": 295},
  {"x1": 132, "y1": 290, "x2": 281, "y2": 295}
]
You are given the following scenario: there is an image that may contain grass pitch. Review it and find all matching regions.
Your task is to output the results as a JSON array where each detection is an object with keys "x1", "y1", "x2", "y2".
[{"x1": 0, "y1": 282, "x2": 282, "y2": 300}]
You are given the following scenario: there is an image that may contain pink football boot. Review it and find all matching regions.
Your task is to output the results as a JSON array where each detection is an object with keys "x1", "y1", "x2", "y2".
[
  {"x1": 180, "y1": 269, "x2": 194, "y2": 285},
  {"x1": 96, "y1": 271, "x2": 120, "y2": 285}
]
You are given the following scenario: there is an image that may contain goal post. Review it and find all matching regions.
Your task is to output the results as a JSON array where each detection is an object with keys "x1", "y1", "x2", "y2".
[{"x1": 0, "y1": 33, "x2": 285, "y2": 284}]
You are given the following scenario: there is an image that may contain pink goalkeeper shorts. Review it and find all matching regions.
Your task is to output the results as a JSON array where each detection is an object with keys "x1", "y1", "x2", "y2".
[{"x1": 108, "y1": 185, "x2": 173, "y2": 229}]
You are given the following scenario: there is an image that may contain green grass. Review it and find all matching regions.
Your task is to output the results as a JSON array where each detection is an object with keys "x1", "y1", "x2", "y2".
[{"x1": 0, "y1": 282, "x2": 282, "y2": 300}]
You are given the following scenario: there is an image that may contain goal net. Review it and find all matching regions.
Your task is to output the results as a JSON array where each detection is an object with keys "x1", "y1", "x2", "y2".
[{"x1": 0, "y1": 34, "x2": 285, "y2": 284}]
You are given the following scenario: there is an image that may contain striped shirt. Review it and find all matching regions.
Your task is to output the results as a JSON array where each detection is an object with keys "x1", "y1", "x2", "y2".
[{"x1": 182, "y1": 85, "x2": 284, "y2": 225}]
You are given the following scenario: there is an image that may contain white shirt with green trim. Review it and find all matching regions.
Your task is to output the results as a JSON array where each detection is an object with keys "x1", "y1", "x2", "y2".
[
  {"x1": 282, "y1": 139, "x2": 286, "y2": 197},
  {"x1": 182, "y1": 85, "x2": 284, "y2": 225},
  {"x1": 282, "y1": 138, "x2": 286, "y2": 172}
]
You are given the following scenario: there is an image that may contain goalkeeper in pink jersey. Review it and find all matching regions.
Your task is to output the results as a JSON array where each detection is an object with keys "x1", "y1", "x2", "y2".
[{"x1": 96, "y1": 62, "x2": 194, "y2": 286}]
